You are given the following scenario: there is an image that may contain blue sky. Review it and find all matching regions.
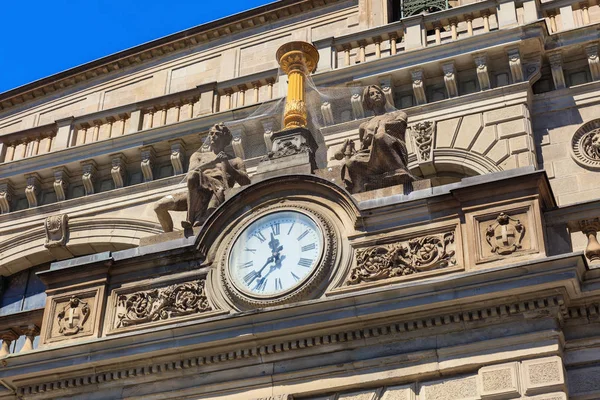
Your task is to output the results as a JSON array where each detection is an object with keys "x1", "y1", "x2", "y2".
[{"x1": 0, "y1": 0, "x2": 274, "y2": 94}]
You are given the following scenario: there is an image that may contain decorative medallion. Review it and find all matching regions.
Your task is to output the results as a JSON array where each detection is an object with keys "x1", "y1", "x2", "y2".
[
  {"x1": 222, "y1": 204, "x2": 336, "y2": 309},
  {"x1": 347, "y1": 232, "x2": 456, "y2": 285},
  {"x1": 115, "y1": 280, "x2": 211, "y2": 328},
  {"x1": 57, "y1": 296, "x2": 90, "y2": 336},
  {"x1": 570, "y1": 120, "x2": 600, "y2": 170},
  {"x1": 485, "y1": 213, "x2": 525, "y2": 255}
]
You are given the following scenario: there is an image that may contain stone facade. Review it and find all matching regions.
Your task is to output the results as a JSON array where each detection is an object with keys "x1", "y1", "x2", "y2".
[{"x1": 2, "y1": 0, "x2": 600, "y2": 399}]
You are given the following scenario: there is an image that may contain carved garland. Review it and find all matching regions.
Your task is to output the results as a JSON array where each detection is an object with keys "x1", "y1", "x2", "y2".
[
  {"x1": 116, "y1": 280, "x2": 211, "y2": 328},
  {"x1": 571, "y1": 120, "x2": 600, "y2": 170},
  {"x1": 347, "y1": 232, "x2": 456, "y2": 285}
]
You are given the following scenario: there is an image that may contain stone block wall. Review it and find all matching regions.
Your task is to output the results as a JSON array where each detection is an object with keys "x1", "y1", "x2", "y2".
[{"x1": 302, "y1": 356, "x2": 567, "y2": 400}]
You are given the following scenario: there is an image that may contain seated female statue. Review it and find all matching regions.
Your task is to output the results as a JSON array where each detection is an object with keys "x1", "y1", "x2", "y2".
[{"x1": 336, "y1": 85, "x2": 414, "y2": 194}]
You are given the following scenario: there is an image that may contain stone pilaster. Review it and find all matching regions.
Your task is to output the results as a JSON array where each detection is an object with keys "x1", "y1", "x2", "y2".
[
  {"x1": 585, "y1": 43, "x2": 600, "y2": 81},
  {"x1": 0, "y1": 180, "x2": 13, "y2": 214},
  {"x1": 473, "y1": 53, "x2": 491, "y2": 90},
  {"x1": 549, "y1": 52, "x2": 566, "y2": 90},
  {"x1": 507, "y1": 47, "x2": 524, "y2": 83},
  {"x1": 442, "y1": 61, "x2": 459, "y2": 98}
]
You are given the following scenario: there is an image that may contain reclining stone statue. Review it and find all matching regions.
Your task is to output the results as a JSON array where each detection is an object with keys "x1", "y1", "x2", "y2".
[
  {"x1": 154, "y1": 123, "x2": 251, "y2": 232},
  {"x1": 335, "y1": 85, "x2": 414, "y2": 194}
]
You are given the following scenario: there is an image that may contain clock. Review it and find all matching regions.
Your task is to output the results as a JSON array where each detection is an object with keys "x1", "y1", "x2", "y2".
[{"x1": 223, "y1": 207, "x2": 334, "y2": 307}]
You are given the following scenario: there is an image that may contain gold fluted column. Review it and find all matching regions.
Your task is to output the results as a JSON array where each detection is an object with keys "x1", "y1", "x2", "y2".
[{"x1": 276, "y1": 41, "x2": 320, "y2": 129}]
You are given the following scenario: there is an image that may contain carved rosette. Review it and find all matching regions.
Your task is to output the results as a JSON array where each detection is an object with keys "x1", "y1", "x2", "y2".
[
  {"x1": 347, "y1": 232, "x2": 456, "y2": 285},
  {"x1": 485, "y1": 213, "x2": 525, "y2": 256},
  {"x1": 115, "y1": 280, "x2": 211, "y2": 328},
  {"x1": 57, "y1": 296, "x2": 90, "y2": 336},
  {"x1": 571, "y1": 120, "x2": 600, "y2": 170}
]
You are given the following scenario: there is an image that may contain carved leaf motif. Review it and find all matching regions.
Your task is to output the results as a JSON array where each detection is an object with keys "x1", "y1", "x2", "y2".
[
  {"x1": 347, "y1": 232, "x2": 456, "y2": 285},
  {"x1": 116, "y1": 280, "x2": 211, "y2": 328}
]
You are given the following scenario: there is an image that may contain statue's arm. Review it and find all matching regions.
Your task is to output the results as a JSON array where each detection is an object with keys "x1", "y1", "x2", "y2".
[
  {"x1": 229, "y1": 158, "x2": 251, "y2": 186},
  {"x1": 188, "y1": 151, "x2": 204, "y2": 172}
]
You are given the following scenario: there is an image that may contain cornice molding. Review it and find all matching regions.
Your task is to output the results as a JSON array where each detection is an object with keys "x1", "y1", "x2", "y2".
[
  {"x1": 8, "y1": 293, "x2": 566, "y2": 397},
  {"x1": 0, "y1": 0, "x2": 348, "y2": 113}
]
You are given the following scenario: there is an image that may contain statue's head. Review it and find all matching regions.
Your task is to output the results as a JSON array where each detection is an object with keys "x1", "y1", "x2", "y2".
[
  {"x1": 362, "y1": 85, "x2": 386, "y2": 112},
  {"x1": 208, "y1": 123, "x2": 233, "y2": 153}
]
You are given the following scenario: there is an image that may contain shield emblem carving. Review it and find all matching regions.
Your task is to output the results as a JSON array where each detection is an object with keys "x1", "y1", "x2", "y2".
[{"x1": 485, "y1": 213, "x2": 526, "y2": 255}]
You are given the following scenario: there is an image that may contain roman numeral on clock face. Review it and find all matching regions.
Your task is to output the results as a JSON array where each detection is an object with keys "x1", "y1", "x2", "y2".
[
  {"x1": 297, "y1": 230, "x2": 309, "y2": 241},
  {"x1": 271, "y1": 222, "x2": 280, "y2": 236},
  {"x1": 275, "y1": 278, "x2": 282, "y2": 291},
  {"x1": 238, "y1": 261, "x2": 254, "y2": 269},
  {"x1": 243, "y1": 270, "x2": 260, "y2": 285},
  {"x1": 298, "y1": 258, "x2": 312, "y2": 268},
  {"x1": 252, "y1": 231, "x2": 266, "y2": 243},
  {"x1": 255, "y1": 279, "x2": 267, "y2": 292},
  {"x1": 301, "y1": 243, "x2": 316, "y2": 252},
  {"x1": 291, "y1": 272, "x2": 300, "y2": 282}
]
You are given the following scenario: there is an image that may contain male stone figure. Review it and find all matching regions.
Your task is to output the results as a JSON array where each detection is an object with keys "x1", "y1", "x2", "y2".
[
  {"x1": 153, "y1": 123, "x2": 250, "y2": 232},
  {"x1": 335, "y1": 85, "x2": 414, "y2": 193}
]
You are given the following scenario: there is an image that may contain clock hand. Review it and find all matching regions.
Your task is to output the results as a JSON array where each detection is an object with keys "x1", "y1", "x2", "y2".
[
  {"x1": 254, "y1": 255, "x2": 287, "y2": 291},
  {"x1": 257, "y1": 255, "x2": 275, "y2": 277}
]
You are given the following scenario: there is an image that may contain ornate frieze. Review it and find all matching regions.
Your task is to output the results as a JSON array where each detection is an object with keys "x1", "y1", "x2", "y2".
[
  {"x1": 262, "y1": 138, "x2": 312, "y2": 161},
  {"x1": 485, "y1": 213, "x2": 526, "y2": 256},
  {"x1": 571, "y1": 120, "x2": 600, "y2": 170},
  {"x1": 115, "y1": 280, "x2": 211, "y2": 328},
  {"x1": 347, "y1": 232, "x2": 456, "y2": 285},
  {"x1": 44, "y1": 214, "x2": 69, "y2": 248},
  {"x1": 57, "y1": 296, "x2": 90, "y2": 336}
]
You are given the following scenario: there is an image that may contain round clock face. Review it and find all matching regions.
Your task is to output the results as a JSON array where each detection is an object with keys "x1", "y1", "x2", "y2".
[{"x1": 228, "y1": 210, "x2": 324, "y2": 298}]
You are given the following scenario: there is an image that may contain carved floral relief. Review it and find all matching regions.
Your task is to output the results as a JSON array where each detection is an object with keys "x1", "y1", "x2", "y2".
[
  {"x1": 347, "y1": 232, "x2": 456, "y2": 285},
  {"x1": 115, "y1": 280, "x2": 211, "y2": 328}
]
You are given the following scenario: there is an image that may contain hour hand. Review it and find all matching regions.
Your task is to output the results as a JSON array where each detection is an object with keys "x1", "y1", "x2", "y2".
[{"x1": 268, "y1": 233, "x2": 283, "y2": 254}]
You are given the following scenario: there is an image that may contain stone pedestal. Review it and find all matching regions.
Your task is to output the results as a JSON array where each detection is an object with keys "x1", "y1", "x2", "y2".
[
  {"x1": 253, "y1": 127, "x2": 318, "y2": 181},
  {"x1": 139, "y1": 227, "x2": 201, "y2": 247},
  {"x1": 352, "y1": 179, "x2": 432, "y2": 202}
]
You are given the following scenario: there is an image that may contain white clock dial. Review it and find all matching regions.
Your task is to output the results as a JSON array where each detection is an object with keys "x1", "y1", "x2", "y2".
[{"x1": 228, "y1": 211, "x2": 324, "y2": 297}]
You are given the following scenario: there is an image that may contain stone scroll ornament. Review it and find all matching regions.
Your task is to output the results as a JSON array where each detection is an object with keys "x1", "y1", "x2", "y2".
[
  {"x1": 44, "y1": 214, "x2": 69, "y2": 248},
  {"x1": 347, "y1": 232, "x2": 456, "y2": 285},
  {"x1": 485, "y1": 213, "x2": 525, "y2": 255},
  {"x1": 411, "y1": 121, "x2": 435, "y2": 162},
  {"x1": 116, "y1": 280, "x2": 211, "y2": 328},
  {"x1": 57, "y1": 296, "x2": 90, "y2": 336}
]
